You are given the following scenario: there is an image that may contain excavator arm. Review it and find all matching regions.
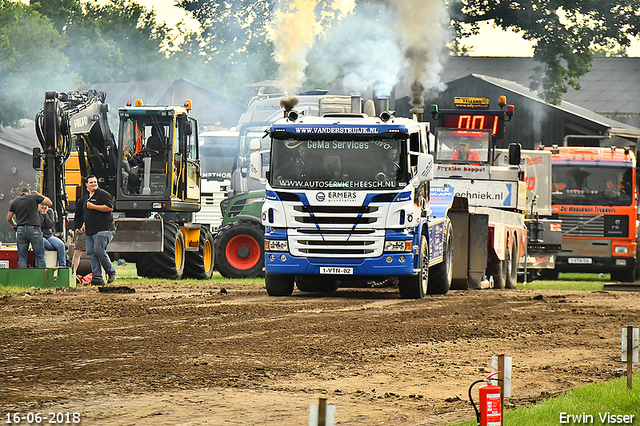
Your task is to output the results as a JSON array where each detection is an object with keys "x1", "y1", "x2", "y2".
[{"x1": 34, "y1": 90, "x2": 117, "y2": 236}]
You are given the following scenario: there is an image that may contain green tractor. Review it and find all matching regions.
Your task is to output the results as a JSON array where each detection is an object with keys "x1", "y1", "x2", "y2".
[{"x1": 213, "y1": 190, "x2": 265, "y2": 278}]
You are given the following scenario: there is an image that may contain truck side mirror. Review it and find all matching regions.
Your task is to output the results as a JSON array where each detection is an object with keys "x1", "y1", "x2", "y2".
[
  {"x1": 415, "y1": 153, "x2": 434, "y2": 185},
  {"x1": 249, "y1": 138, "x2": 261, "y2": 151},
  {"x1": 508, "y1": 143, "x2": 522, "y2": 165},
  {"x1": 32, "y1": 147, "x2": 42, "y2": 170},
  {"x1": 249, "y1": 151, "x2": 262, "y2": 181},
  {"x1": 184, "y1": 121, "x2": 192, "y2": 136}
]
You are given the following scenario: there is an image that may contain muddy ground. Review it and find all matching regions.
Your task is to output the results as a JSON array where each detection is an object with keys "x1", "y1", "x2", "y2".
[{"x1": 1, "y1": 280, "x2": 639, "y2": 425}]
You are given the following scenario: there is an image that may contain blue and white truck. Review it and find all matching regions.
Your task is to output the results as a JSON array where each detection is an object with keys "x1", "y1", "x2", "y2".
[{"x1": 250, "y1": 102, "x2": 454, "y2": 298}]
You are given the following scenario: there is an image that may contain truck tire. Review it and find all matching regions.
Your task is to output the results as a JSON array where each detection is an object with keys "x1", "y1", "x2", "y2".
[
  {"x1": 488, "y1": 258, "x2": 507, "y2": 289},
  {"x1": 296, "y1": 275, "x2": 339, "y2": 293},
  {"x1": 539, "y1": 269, "x2": 559, "y2": 280},
  {"x1": 183, "y1": 227, "x2": 215, "y2": 279},
  {"x1": 265, "y1": 273, "x2": 295, "y2": 296},
  {"x1": 611, "y1": 268, "x2": 635, "y2": 283},
  {"x1": 399, "y1": 234, "x2": 429, "y2": 299},
  {"x1": 136, "y1": 222, "x2": 185, "y2": 279},
  {"x1": 428, "y1": 220, "x2": 452, "y2": 295},
  {"x1": 505, "y1": 236, "x2": 518, "y2": 289},
  {"x1": 214, "y1": 220, "x2": 264, "y2": 278}
]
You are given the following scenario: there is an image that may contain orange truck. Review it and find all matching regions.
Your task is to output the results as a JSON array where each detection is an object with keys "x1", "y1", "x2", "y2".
[{"x1": 544, "y1": 146, "x2": 639, "y2": 281}]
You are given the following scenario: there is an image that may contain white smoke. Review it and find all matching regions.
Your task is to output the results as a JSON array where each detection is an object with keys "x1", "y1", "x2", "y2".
[
  {"x1": 272, "y1": 0, "x2": 353, "y2": 93},
  {"x1": 394, "y1": 0, "x2": 451, "y2": 112},
  {"x1": 310, "y1": 2, "x2": 403, "y2": 98}
]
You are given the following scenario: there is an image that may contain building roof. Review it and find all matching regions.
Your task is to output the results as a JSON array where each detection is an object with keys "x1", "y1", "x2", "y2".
[
  {"x1": 471, "y1": 74, "x2": 640, "y2": 139},
  {"x1": 440, "y1": 56, "x2": 640, "y2": 114},
  {"x1": 0, "y1": 119, "x2": 38, "y2": 155}
]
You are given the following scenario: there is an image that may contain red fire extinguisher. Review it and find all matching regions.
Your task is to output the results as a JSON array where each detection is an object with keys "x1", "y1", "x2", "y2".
[{"x1": 469, "y1": 372, "x2": 502, "y2": 426}]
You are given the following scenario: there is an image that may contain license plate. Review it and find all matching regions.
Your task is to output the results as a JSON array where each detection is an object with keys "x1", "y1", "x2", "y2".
[
  {"x1": 568, "y1": 258, "x2": 592, "y2": 264},
  {"x1": 320, "y1": 267, "x2": 353, "y2": 275}
]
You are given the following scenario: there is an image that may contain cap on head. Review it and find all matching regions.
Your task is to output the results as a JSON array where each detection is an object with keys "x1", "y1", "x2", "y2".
[{"x1": 459, "y1": 138, "x2": 470, "y2": 145}]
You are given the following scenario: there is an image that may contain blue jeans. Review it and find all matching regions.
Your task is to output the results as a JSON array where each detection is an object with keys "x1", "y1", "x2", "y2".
[
  {"x1": 43, "y1": 236, "x2": 67, "y2": 267},
  {"x1": 86, "y1": 231, "x2": 116, "y2": 282},
  {"x1": 16, "y1": 226, "x2": 46, "y2": 268}
]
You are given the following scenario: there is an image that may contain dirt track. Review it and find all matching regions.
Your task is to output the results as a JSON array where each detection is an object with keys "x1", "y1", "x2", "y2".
[{"x1": 1, "y1": 281, "x2": 639, "y2": 425}]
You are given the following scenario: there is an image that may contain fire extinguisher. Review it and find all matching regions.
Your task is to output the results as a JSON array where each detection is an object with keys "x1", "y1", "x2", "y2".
[{"x1": 468, "y1": 372, "x2": 502, "y2": 426}]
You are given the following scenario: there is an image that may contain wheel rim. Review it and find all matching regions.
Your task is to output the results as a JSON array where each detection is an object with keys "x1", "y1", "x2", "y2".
[
  {"x1": 175, "y1": 234, "x2": 183, "y2": 270},
  {"x1": 226, "y1": 235, "x2": 261, "y2": 270},
  {"x1": 204, "y1": 238, "x2": 213, "y2": 272}
]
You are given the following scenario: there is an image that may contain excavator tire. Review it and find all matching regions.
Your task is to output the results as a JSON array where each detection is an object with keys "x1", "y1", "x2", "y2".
[
  {"x1": 428, "y1": 219, "x2": 453, "y2": 295},
  {"x1": 135, "y1": 222, "x2": 185, "y2": 279},
  {"x1": 183, "y1": 226, "x2": 215, "y2": 279},
  {"x1": 214, "y1": 220, "x2": 264, "y2": 278}
]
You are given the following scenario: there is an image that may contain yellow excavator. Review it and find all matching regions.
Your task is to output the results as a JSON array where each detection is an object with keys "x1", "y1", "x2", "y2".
[{"x1": 33, "y1": 90, "x2": 214, "y2": 279}]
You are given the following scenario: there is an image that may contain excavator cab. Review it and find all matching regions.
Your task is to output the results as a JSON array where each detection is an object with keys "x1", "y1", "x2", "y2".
[{"x1": 116, "y1": 100, "x2": 201, "y2": 213}]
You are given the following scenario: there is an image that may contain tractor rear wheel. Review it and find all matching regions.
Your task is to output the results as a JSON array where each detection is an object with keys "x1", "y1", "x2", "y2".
[{"x1": 214, "y1": 220, "x2": 264, "y2": 278}]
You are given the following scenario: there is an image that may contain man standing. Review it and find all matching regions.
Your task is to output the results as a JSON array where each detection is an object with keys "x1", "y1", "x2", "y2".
[
  {"x1": 6, "y1": 188, "x2": 52, "y2": 268},
  {"x1": 81, "y1": 175, "x2": 117, "y2": 285}
]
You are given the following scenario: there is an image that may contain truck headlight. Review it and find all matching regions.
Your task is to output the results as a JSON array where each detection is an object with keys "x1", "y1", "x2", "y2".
[
  {"x1": 384, "y1": 240, "x2": 412, "y2": 252},
  {"x1": 614, "y1": 246, "x2": 628, "y2": 255},
  {"x1": 266, "y1": 239, "x2": 288, "y2": 251}
]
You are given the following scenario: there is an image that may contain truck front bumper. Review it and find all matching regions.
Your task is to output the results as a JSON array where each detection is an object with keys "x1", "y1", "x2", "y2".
[{"x1": 264, "y1": 252, "x2": 416, "y2": 276}]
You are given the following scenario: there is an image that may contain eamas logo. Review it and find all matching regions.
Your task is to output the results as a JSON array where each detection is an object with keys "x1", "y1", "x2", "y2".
[{"x1": 284, "y1": 140, "x2": 305, "y2": 149}]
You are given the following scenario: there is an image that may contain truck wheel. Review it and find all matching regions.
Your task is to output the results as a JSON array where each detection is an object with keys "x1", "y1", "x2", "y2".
[
  {"x1": 296, "y1": 275, "x2": 339, "y2": 293},
  {"x1": 505, "y1": 237, "x2": 518, "y2": 289},
  {"x1": 265, "y1": 273, "x2": 295, "y2": 296},
  {"x1": 399, "y1": 234, "x2": 429, "y2": 299},
  {"x1": 136, "y1": 222, "x2": 185, "y2": 279},
  {"x1": 214, "y1": 220, "x2": 264, "y2": 278},
  {"x1": 539, "y1": 269, "x2": 559, "y2": 280},
  {"x1": 488, "y1": 258, "x2": 507, "y2": 289},
  {"x1": 183, "y1": 227, "x2": 215, "y2": 279},
  {"x1": 611, "y1": 269, "x2": 635, "y2": 283},
  {"x1": 428, "y1": 220, "x2": 452, "y2": 295}
]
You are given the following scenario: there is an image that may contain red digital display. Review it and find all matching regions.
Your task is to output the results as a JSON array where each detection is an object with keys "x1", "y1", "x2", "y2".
[{"x1": 441, "y1": 112, "x2": 505, "y2": 138}]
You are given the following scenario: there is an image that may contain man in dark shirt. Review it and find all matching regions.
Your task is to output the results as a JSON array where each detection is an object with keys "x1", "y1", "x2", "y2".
[
  {"x1": 6, "y1": 188, "x2": 52, "y2": 268},
  {"x1": 80, "y1": 175, "x2": 116, "y2": 285}
]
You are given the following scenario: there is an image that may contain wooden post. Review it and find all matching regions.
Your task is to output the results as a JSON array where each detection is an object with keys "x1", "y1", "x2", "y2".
[
  {"x1": 628, "y1": 326, "x2": 633, "y2": 390},
  {"x1": 318, "y1": 397, "x2": 327, "y2": 426}
]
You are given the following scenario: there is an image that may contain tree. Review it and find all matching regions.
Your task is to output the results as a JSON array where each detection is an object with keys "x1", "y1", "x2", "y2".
[
  {"x1": 176, "y1": 0, "x2": 277, "y2": 101},
  {"x1": 33, "y1": 0, "x2": 181, "y2": 85},
  {"x1": 0, "y1": 0, "x2": 68, "y2": 128},
  {"x1": 451, "y1": 0, "x2": 640, "y2": 104}
]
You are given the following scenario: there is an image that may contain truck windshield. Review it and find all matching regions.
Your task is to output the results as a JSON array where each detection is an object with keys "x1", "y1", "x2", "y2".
[
  {"x1": 552, "y1": 164, "x2": 633, "y2": 206},
  {"x1": 435, "y1": 129, "x2": 491, "y2": 163},
  {"x1": 200, "y1": 133, "x2": 238, "y2": 181},
  {"x1": 270, "y1": 138, "x2": 408, "y2": 189}
]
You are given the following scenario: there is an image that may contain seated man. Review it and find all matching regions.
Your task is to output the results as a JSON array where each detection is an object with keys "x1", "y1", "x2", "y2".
[
  {"x1": 451, "y1": 138, "x2": 481, "y2": 161},
  {"x1": 38, "y1": 203, "x2": 67, "y2": 267}
]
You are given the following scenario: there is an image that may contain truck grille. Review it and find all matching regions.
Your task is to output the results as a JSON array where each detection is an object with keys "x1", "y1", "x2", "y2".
[{"x1": 558, "y1": 214, "x2": 628, "y2": 238}]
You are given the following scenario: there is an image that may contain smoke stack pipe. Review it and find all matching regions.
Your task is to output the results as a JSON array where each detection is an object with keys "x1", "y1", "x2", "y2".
[
  {"x1": 280, "y1": 96, "x2": 300, "y2": 117},
  {"x1": 351, "y1": 96, "x2": 362, "y2": 114},
  {"x1": 377, "y1": 98, "x2": 389, "y2": 114}
]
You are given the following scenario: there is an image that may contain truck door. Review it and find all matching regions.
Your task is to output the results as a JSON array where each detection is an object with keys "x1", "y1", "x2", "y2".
[{"x1": 177, "y1": 115, "x2": 200, "y2": 201}]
